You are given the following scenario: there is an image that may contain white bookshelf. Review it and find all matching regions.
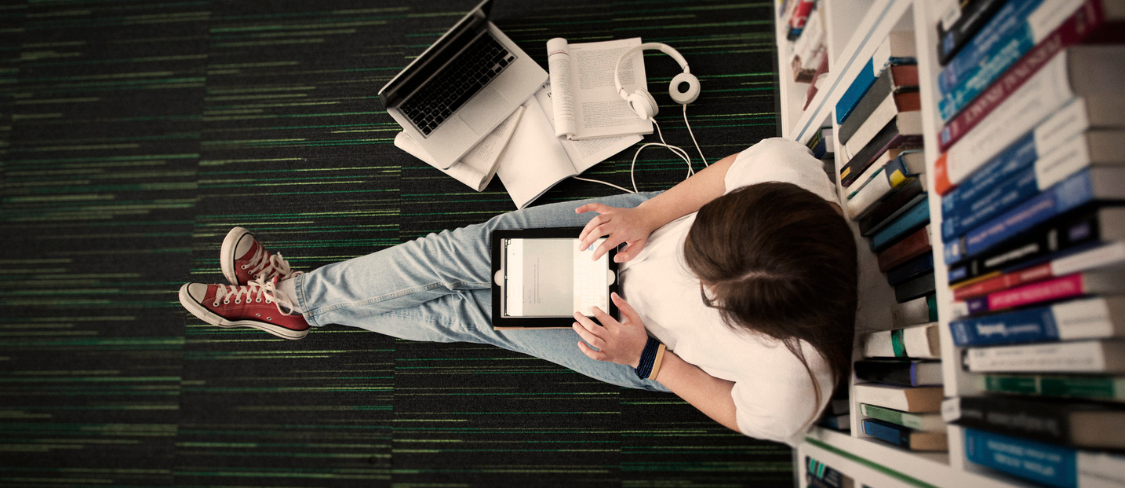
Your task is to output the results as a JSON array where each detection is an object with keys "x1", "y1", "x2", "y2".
[{"x1": 775, "y1": 1, "x2": 1038, "y2": 487}]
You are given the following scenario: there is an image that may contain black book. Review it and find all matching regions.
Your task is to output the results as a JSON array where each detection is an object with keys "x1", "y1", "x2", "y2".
[
  {"x1": 887, "y1": 253, "x2": 933, "y2": 287},
  {"x1": 936, "y1": 0, "x2": 1008, "y2": 66},
  {"x1": 894, "y1": 271, "x2": 934, "y2": 304},
  {"x1": 854, "y1": 358, "x2": 942, "y2": 387},
  {"x1": 858, "y1": 177, "x2": 926, "y2": 236},
  {"x1": 947, "y1": 207, "x2": 1125, "y2": 285},
  {"x1": 945, "y1": 396, "x2": 1125, "y2": 449}
]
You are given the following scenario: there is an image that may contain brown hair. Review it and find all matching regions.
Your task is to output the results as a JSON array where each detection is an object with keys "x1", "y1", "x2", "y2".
[{"x1": 683, "y1": 182, "x2": 857, "y2": 426}]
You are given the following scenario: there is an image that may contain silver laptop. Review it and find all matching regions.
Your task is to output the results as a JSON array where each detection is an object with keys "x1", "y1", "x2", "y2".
[{"x1": 378, "y1": 0, "x2": 547, "y2": 169}]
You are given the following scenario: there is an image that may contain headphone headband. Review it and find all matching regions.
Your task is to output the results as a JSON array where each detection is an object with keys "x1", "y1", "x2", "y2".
[{"x1": 614, "y1": 42, "x2": 690, "y2": 98}]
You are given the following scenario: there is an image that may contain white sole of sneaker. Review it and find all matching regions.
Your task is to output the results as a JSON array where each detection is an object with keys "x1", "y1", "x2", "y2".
[
  {"x1": 220, "y1": 226, "x2": 252, "y2": 285},
  {"x1": 178, "y1": 283, "x2": 308, "y2": 340}
]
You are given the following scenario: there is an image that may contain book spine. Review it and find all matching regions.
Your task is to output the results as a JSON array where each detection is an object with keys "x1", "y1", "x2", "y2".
[
  {"x1": 936, "y1": 62, "x2": 1090, "y2": 196},
  {"x1": 862, "y1": 419, "x2": 911, "y2": 447},
  {"x1": 953, "y1": 261, "x2": 1052, "y2": 300},
  {"x1": 839, "y1": 68, "x2": 894, "y2": 144},
  {"x1": 950, "y1": 397, "x2": 1077, "y2": 446},
  {"x1": 965, "y1": 340, "x2": 1110, "y2": 373},
  {"x1": 855, "y1": 361, "x2": 923, "y2": 386},
  {"x1": 964, "y1": 427, "x2": 1078, "y2": 488},
  {"x1": 861, "y1": 403, "x2": 907, "y2": 425},
  {"x1": 937, "y1": 0, "x2": 1010, "y2": 65},
  {"x1": 937, "y1": 0, "x2": 1047, "y2": 95},
  {"x1": 892, "y1": 294, "x2": 938, "y2": 327},
  {"x1": 860, "y1": 179, "x2": 926, "y2": 236},
  {"x1": 951, "y1": 301, "x2": 1066, "y2": 347},
  {"x1": 836, "y1": 58, "x2": 878, "y2": 125},
  {"x1": 842, "y1": 131, "x2": 924, "y2": 188},
  {"x1": 939, "y1": 1, "x2": 1107, "y2": 149},
  {"x1": 788, "y1": 0, "x2": 814, "y2": 30},
  {"x1": 894, "y1": 272, "x2": 936, "y2": 304},
  {"x1": 982, "y1": 374, "x2": 1125, "y2": 400},
  {"x1": 872, "y1": 199, "x2": 931, "y2": 252},
  {"x1": 888, "y1": 253, "x2": 935, "y2": 287},
  {"x1": 984, "y1": 273, "x2": 1088, "y2": 312},
  {"x1": 846, "y1": 99, "x2": 921, "y2": 160},
  {"x1": 956, "y1": 168, "x2": 1094, "y2": 261},
  {"x1": 941, "y1": 132, "x2": 1039, "y2": 232}
]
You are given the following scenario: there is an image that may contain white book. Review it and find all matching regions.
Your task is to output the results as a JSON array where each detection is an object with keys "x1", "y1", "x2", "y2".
[
  {"x1": 394, "y1": 107, "x2": 523, "y2": 191},
  {"x1": 546, "y1": 37, "x2": 653, "y2": 140},
  {"x1": 942, "y1": 46, "x2": 1125, "y2": 187},
  {"x1": 861, "y1": 322, "x2": 940, "y2": 359},
  {"x1": 964, "y1": 340, "x2": 1125, "y2": 374}
]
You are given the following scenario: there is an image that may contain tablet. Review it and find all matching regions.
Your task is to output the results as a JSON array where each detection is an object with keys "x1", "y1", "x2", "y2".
[{"x1": 490, "y1": 228, "x2": 619, "y2": 329}]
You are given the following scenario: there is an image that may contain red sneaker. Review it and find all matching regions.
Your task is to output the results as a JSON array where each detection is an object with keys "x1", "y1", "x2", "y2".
[
  {"x1": 220, "y1": 227, "x2": 295, "y2": 286},
  {"x1": 179, "y1": 277, "x2": 309, "y2": 340}
]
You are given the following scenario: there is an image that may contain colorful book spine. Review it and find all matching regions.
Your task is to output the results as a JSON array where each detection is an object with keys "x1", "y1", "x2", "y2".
[
  {"x1": 944, "y1": 167, "x2": 1100, "y2": 264},
  {"x1": 862, "y1": 419, "x2": 947, "y2": 451},
  {"x1": 964, "y1": 339, "x2": 1125, "y2": 373},
  {"x1": 848, "y1": 153, "x2": 923, "y2": 220},
  {"x1": 872, "y1": 198, "x2": 930, "y2": 252},
  {"x1": 938, "y1": 1, "x2": 1112, "y2": 150},
  {"x1": 840, "y1": 125, "x2": 924, "y2": 188},
  {"x1": 980, "y1": 373, "x2": 1125, "y2": 402},
  {"x1": 862, "y1": 322, "x2": 941, "y2": 359},
  {"x1": 964, "y1": 428, "x2": 1080, "y2": 488},
  {"x1": 950, "y1": 296, "x2": 1125, "y2": 347},
  {"x1": 935, "y1": 0, "x2": 1046, "y2": 95},
  {"x1": 954, "y1": 241, "x2": 1125, "y2": 300},
  {"x1": 960, "y1": 271, "x2": 1125, "y2": 315},
  {"x1": 860, "y1": 179, "x2": 926, "y2": 236},
  {"x1": 861, "y1": 403, "x2": 945, "y2": 431},
  {"x1": 937, "y1": 0, "x2": 1009, "y2": 66},
  {"x1": 878, "y1": 224, "x2": 931, "y2": 272}
]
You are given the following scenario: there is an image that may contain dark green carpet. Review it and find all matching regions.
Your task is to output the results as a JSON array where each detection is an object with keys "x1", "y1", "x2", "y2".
[{"x1": 0, "y1": 1, "x2": 789, "y2": 486}]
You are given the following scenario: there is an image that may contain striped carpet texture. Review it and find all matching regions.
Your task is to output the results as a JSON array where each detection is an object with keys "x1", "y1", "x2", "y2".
[{"x1": 0, "y1": 0, "x2": 789, "y2": 486}]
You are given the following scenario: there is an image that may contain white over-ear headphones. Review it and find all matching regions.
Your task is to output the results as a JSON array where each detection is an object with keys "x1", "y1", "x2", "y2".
[{"x1": 613, "y1": 42, "x2": 701, "y2": 120}]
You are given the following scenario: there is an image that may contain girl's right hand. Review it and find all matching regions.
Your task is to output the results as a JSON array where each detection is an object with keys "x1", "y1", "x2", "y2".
[{"x1": 576, "y1": 203, "x2": 656, "y2": 262}]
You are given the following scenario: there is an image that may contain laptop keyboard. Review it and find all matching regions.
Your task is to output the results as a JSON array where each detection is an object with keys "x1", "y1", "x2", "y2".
[{"x1": 400, "y1": 33, "x2": 515, "y2": 136}]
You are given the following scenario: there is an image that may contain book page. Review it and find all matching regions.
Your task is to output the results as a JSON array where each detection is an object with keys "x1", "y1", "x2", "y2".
[
  {"x1": 548, "y1": 37, "x2": 653, "y2": 140},
  {"x1": 534, "y1": 85, "x2": 642, "y2": 174},
  {"x1": 496, "y1": 88, "x2": 579, "y2": 209},
  {"x1": 546, "y1": 38, "x2": 577, "y2": 138},
  {"x1": 393, "y1": 107, "x2": 523, "y2": 191}
]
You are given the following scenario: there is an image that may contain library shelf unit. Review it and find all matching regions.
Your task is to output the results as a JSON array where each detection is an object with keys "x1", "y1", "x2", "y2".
[{"x1": 776, "y1": 1, "x2": 1042, "y2": 487}]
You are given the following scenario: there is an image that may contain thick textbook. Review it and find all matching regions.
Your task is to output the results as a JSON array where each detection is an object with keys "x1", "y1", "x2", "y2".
[
  {"x1": 854, "y1": 383, "x2": 942, "y2": 412},
  {"x1": 954, "y1": 241, "x2": 1125, "y2": 300},
  {"x1": 877, "y1": 224, "x2": 930, "y2": 272},
  {"x1": 939, "y1": 7, "x2": 1125, "y2": 152},
  {"x1": 862, "y1": 322, "x2": 940, "y2": 359},
  {"x1": 847, "y1": 152, "x2": 924, "y2": 220},
  {"x1": 892, "y1": 294, "x2": 937, "y2": 327},
  {"x1": 947, "y1": 207, "x2": 1125, "y2": 284},
  {"x1": 871, "y1": 198, "x2": 929, "y2": 253},
  {"x1": 944, "y1": 396, "x2": 1125, "y2": 449},
  {"x1": 933, "y1": 55, "x2": 1125, "y2": 196},
  {"x1": 855, "y1": 359, "x2": 942, "y2": 387},
  {"x1": 860, "y1": 403, "x2": 944, "y2": 432},
  {"x1": 936, "y1": 0, "x2": 1008, "y2": 66},
  {"x1": 941, "y1": 130, "x2": 1125, "y2": 241},
  {"x1": 950, "y1": 296, "x2": 1125, "y2": 347},
  {"x1": 964, "y1": 427, "x2": 1125, "y2": 488},
  {"x1": 959, "y1": 270, "x2": 1125, "y2": 316},
  {"x1": 887, "y1": 253, "x2": 934, "y2": 287},
  {"x1": 546, "y1": 38, "x2": 652, "y2": 140},
  {"x1": 964, "y1": 339, "x2": 1125, "y2": 373},
  {"x1": 980, "y1": 373, "x2": 1125, "y2": 402},
  {"x1": 862, "y1": 419, "x2": 947, "y2": 451},
  {"x1": 835, "y1": 31, "x2": 916, "y2": 125},
  {"x1": 844, "y1": 148, "x2": 906, "y2": 199},
  {"x1": 838, "y1": 65, "x2": 918, "y2": 145},
  {"x1": 839, "y1": 120, "x2": 923, "y2": 188},
  {"x1": 943, "y1": 166, "x2": 1125, "y2": 264},
  {"x1": 859, "y1": 178, "x2": 926, "y2": 237}
]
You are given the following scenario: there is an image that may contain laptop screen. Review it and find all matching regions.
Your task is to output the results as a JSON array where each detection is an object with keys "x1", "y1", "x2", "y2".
[{"x1": 503, "y1": 238, "x2": 610, "y2": 317}]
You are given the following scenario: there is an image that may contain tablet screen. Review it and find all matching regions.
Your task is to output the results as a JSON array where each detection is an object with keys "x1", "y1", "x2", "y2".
[{"x1": 503, "y1": 237, "x2": 609, "y2": 317}]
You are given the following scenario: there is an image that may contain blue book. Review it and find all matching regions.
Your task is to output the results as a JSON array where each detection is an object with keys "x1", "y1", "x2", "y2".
[
  {"x1": 835, "y1": 33, "x2": 916, "y2": 125},
  {"x1": 862, "y1": 419, "x2": 946, "y2": 450},
  {"x1": 964, "y1": 428, "x2": 1079, "y2": 488},
  {"x1": 936, "y1": 0, "x2": 1044, "y2": 98},
  {"x1": 871, "y1": 198, "x2": 930, "y2": 252},
  {"x1": 950, "y1": 295, "x2": 1125, "y2": 347},
  {"x1": 941, "y1": 132, "x2": 1040, "y2": 240},
  {"x1": 944, "y1": 167, "x2": 1125, "y2": 264}
]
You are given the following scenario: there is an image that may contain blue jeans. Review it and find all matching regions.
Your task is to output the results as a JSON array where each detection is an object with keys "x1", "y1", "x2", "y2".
[{"x1": 292, "y1": 191, "x2": 670, "y2": 392}]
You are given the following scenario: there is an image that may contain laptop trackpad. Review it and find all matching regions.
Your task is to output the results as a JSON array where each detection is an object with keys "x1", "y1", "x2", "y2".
[{"x1": 459, "y1": 87, "x2": 510, "y2": 135}]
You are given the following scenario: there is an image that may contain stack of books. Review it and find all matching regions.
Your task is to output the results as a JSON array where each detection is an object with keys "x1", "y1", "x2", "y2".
[
  {"x1": 779, "y1": 0, "x2": 829, "y2": 109},
  {"x1": 854, "y1": 307, "x2": 945, "y2": 451},
  {"x1": 805, "y1": 456, "x2": 854, "y2": 488},
  {"x1": 931, "y1": 0, "x2": 1125, "y2": 486},
  {"x1": 807, "y1": 127, "x2": 835, "y2": 183}
]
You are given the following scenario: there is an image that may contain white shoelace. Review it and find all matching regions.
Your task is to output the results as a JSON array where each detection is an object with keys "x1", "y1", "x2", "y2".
[
  {"x1": 212, "y1": 277, "x2": 298, "y2": 316},
  {"x1": 242, "y1": 245, "x2": 293, "y2": 281}
]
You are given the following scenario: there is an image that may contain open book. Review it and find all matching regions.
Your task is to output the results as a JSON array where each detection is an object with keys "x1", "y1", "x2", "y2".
[
  {"x1": 546, "y1": 37, "x2": 653, "y2": 140},
  {"x1": 394, "y1": 82, "x2": 641, "y2": 208}
]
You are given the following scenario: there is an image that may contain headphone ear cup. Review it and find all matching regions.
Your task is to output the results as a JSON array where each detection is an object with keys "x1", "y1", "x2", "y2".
[
  {"x1": 669, "y1": 72, "x2": 701, "y2": 105},
  {"x1": 627, "y1": 90, "x2": 659, "y2": 119}
]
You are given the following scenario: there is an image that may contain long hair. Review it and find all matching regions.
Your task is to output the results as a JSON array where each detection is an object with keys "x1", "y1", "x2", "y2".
[{"x1": 683, "y1": 182, "x2": 857, "y2": 427}]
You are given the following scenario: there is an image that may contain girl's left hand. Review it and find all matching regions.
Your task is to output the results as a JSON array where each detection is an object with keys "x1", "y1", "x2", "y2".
[{"x1": 572, "y1": 292, "x2": 650, "y2": 368}]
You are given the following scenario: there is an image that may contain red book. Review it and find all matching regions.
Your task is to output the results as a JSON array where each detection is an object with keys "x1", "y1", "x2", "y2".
[
  {"x1": 938, "y1": 0, "x2": 1119, "y2": 154},
  {"x1": 953, "y1": 241, "x2": 1125, "y2": 300},
  {"x1": 789, "y1": 0, "x2": 815, "y2": 30},
  {"x1": 953, "y1": 262, "x2": 1053, "y2": 301},
  {"x1": 877, "y1": 225, "x2": 931, "y2": 272},
  {"x1": 959, "y1": 270, "x2": 1125, "y2": 316}
]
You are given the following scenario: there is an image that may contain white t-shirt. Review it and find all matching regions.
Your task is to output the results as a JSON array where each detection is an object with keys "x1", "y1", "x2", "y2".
[{"x1": 619, "y1": 138, "x2": 841, "y2": 447}]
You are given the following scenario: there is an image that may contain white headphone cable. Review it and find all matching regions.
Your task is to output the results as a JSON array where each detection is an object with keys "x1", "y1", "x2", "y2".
[{"x1": 684, "y1": 104, "x2": 707, "y2": 167}]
